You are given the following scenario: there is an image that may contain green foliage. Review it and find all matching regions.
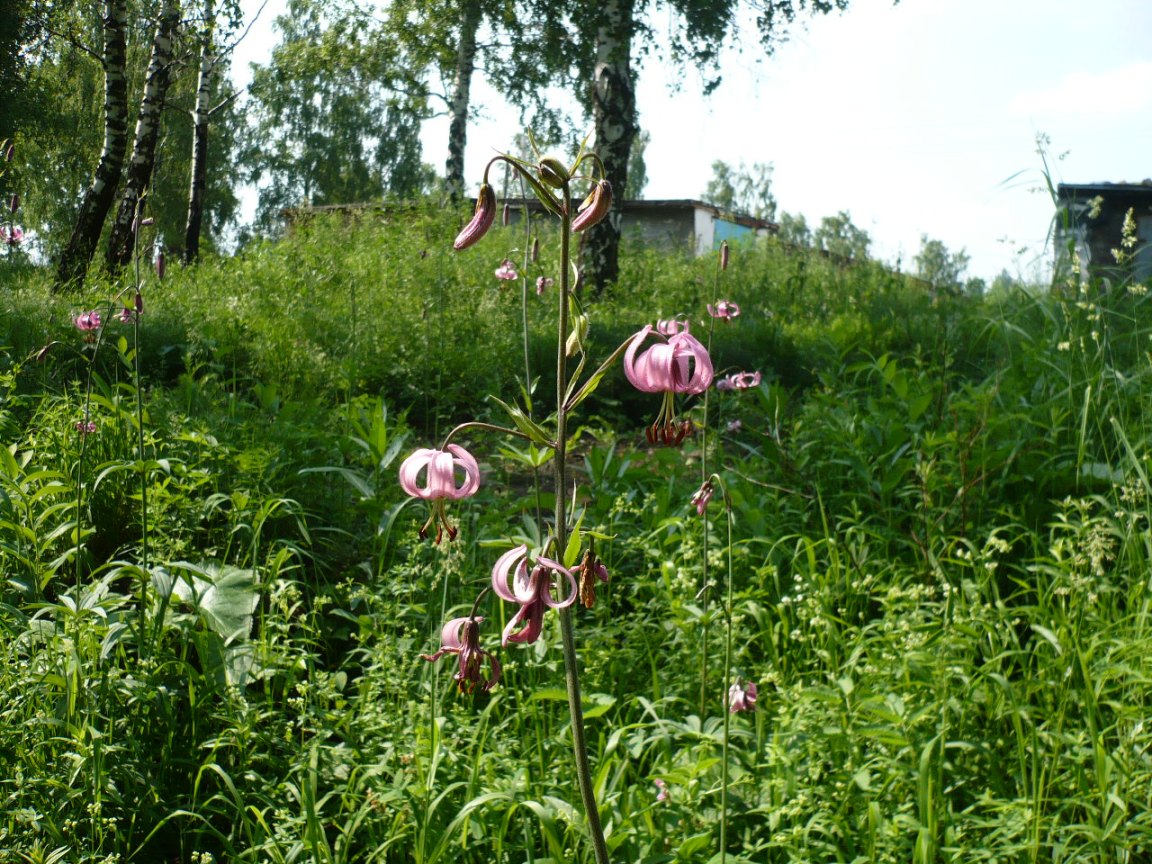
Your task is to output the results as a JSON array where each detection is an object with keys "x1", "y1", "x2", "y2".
[
  {"x1": 701, "y1": 159, "x2": 777, "y2": 221},
  {"x1": 6, "y1": 208, "x2": 1152, "y2": 861},
  {"x1": 241, "y1": 0, "x2": 434, "y2": 232}
]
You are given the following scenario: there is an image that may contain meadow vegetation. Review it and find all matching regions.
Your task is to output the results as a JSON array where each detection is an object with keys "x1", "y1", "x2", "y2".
[{"x1": 2, "y1": 206, "x2": 1152, "y2": 863}]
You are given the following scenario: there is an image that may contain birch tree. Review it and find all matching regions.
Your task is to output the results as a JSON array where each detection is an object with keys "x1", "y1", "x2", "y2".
[
  {"x1": 568, "y1": 0, "x2": 870, "y2": 295},
  {"x1": 105, "y1": 0, "x2": 181, "y2": 273},
  {"x1": 54, "y1": 0, "x2": 129, "y2": 289}
]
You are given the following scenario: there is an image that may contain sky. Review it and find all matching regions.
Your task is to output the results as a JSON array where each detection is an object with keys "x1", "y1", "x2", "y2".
[{"x1": 233, "y1": 0, "x2": 1152, "y2": 282}]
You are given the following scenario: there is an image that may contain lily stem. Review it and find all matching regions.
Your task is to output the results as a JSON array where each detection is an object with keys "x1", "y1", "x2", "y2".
[{"x1": 554, "y1": 182, "x2": 610, "y2": 864}]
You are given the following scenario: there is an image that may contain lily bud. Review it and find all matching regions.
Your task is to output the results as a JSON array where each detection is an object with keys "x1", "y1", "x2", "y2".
[
  {"x1": 502, "y1": 202, "x2": 510, "y2": 227},
  {"x1": 453, "y1": 183, "x2": 496, "y2": 251},
  {"x1": 10, "y1": 193, "x2": 18, "y2": 214},
  {"x1": 3, "y1": 142, "x2": 12, "y2": 162},
  {"x1": 538, "y1": 156, "x2": 570, "y2": 189},
  {"x1": 720, "y1": 240, "x2": 730, "y2": 271},
  {"x1": 530, "y1": 236, "x2": 540, "y2": 262},
  {"x1": 155, "y1": 250, "x2": 165, "y2": 280},
  {"x1": 571, "y1": 180, "x2": 612, "y2": 233}
]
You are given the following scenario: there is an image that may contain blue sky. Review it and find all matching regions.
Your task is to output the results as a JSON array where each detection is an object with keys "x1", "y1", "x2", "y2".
[{"x1": 236, "y1": 0, "x2": 1152, "y2": 282}]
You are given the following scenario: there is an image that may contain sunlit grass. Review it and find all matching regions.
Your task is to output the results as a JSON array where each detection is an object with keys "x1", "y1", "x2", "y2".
[{"x1": 2, "y1": 210, "x2": 1152, "y2": 861}]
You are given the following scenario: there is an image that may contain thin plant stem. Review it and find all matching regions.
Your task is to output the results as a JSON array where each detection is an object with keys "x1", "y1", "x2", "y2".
[
  {"x1": 130, "y1": 223, "x2": 150, "y2": 651},
  {"x1": 553, "y1": 182, "x2": 610, "y2": 864},
  {"x1": 719, "y1": 480, "x2": 735, "y2": 862},
  {"x1": 699, "y1": 312, "x2": 717, "y2": 716}
]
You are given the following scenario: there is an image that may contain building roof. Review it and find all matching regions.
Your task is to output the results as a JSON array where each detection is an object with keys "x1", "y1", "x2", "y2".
[{"x1": 1057, "y1": 181, "x2": 1152, "y2": 197}]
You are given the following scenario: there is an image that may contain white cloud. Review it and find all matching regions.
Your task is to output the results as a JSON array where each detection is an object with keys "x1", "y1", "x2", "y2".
[{"x1": 1012, "y1": 61, "x2": 1152, "y2": 116}]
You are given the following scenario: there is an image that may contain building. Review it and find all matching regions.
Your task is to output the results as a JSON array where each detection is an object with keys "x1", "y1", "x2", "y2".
[
  {"x1": 1056, "y1": 181, "x2": 1152, "y2": 284},
  {"x1": 501, "y1": 197, "x2": 777, "y2": 256}
]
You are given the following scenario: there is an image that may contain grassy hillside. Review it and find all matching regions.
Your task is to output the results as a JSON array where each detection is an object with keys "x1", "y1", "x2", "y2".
[{"x1": 2, "y1": 208, "x2": 1152, "y2": 862}]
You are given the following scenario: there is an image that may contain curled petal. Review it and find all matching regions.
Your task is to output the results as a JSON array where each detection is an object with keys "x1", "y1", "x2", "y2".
[
  {"x1": 623, "y1": 326, "x2": 661, "y2": 393},
  {"x1": 656, "y1": 318, "x2": 688, "y2": 336},
  {"x1": 491, "y1": 544, "x2": 531, "y2": 603},
  {"x1": 534, "y1": 556, "x2": 578, "y2": 609},
  {"x1": 399, "y1": 445, "x2": 480, "y2": 501},
  {"x1": 503, "y1": 600, "x2": 545, "y2": 645},
  {"x1": 667, "y1": 332, "x2": 713, "y2": 394}
]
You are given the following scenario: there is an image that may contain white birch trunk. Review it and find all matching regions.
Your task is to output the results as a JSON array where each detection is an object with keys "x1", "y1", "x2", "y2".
[
  {"x1": 55, "y1": 0, "x2": 130, "y2": 289},
  {"x1": 106, "y1": 0, "x2": 181, "y2": 273}
]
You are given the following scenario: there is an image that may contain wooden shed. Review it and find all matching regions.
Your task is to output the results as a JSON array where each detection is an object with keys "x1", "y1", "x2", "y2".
[{"x1": 1056, "y1": 181, "x2": 1152, "y2": 284}]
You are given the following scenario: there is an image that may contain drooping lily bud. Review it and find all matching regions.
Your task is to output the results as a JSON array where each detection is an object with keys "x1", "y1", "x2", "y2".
[
  {"x1": 3, "y1": 142, "x2": 13, "y2": 162},
  {"x1": 502, "y1": 202, "x2": 510, "y2": 227},
  {"x1": 155, "y1": 250, "x2": 166, "y2": 279},
  {"x1": 571, "y1": 180, "x2": 612, "y2": 233},
  {"x1": 720, "y1": 240, "x2": 730, "y2": 271},
  {"x1": 538, "y1": 156, "x2": 570, "y2": 189},
  {"x1": 530, "y1": 236, "x2": 540, "y2": 262},
  {"x1": 10, "y1": 193, "x2": 19, "y2": 214},
  {"x1": 453, "y1": 183, "x2": 496, "y2": 251}
]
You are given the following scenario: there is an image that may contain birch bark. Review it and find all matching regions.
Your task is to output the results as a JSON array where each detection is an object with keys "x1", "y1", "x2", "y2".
[
  {"x1": 445, "y1": 0, "x2": 482, "y2": 202},
  {"x1": 183, "y1": 0, "x2": 214, "y2": 263},
  {"x1": 54, "y1": 0, "x2": 129, "y2": 290},
  {"x1": 106, "y1": 0, "x2": 181, "y2": 273},
  {"x1": 584, "y1": 0, "x2": 637, "y2": 296}
]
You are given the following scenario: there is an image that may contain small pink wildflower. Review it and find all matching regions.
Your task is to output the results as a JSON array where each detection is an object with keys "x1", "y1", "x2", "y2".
[
  {"x1": 654, "y1": 778, "x2": 668, "y2": 802},
  {"x1": 74, "y1": 310, "x2": 102, "y2": 331},
  {"x1": 716, "y1": 371, "x2": 761, "y2": 392},
  {"x1": 726, "y1": 419, "x2": 743, "y2": 433},
  {"x1": 728, "y1": 680, "x2": 758, "y2": 713},
  {"x1": 536, "y1": 276, "x2": 553, "y2": 295},
  {"x1": 118, "y1": 306, "x2": 137, "y2": 324},
  {"x1": 707, "y1": 300, "x2": 740, "y2": 321},
  {"x1": 75, "y1": 419, "x2": 96, "y2": 434},
  {"x1": 495, "y1": 259, "x2": 518, "y2": 281},
  {"x1": 691, "y1": 480, "x2": 714, "y2": 517}
]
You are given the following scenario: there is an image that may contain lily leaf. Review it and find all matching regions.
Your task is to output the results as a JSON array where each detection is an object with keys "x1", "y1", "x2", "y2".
[{"x1": 488, "y1": 396, "x2": 555, "y2": 449}]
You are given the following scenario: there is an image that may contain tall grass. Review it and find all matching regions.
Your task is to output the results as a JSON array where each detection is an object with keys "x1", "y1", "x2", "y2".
[{"x1": 1, "y1": 208, "x2": 1151, "y2": 861}]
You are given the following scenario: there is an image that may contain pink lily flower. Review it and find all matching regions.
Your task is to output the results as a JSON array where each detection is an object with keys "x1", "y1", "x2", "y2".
[
  {"x1": 656, "y1": 317, "x2": 688, "y2": 336},
  {"x1": 536, "y1": 276, "x2": 553, "y2": 295},
  {"x1": 491, "y1": 544, "x2": 578, "y2": 645},
  {"x1": 716, "y1": 370, "x2": 761, "y2": 392},
  {"x1": 398, "y1": 444, "x2": 481, "y2": 543},
  {"x1": 654, "y1": 778, "x2": 669, "y2": 802},
  {"x1": 623, "y1": 323, "x2": 714, "y2": 445},
  {"x1": 495, "y1": 259, "x2": 518, "y2": 281},
  {"x1": 421, "y1": 616, "x2": 501, "y2": 693},
  {"x1": 1, "y1": 225, "x2": 23, "y2": 246},
  {"x1": 728, "y1": 680, "x2": 758, "y2": 713},
  {"x1": 691, "y1": 480, "x2": 714, "y2": 516},
  {"x1": 74, "y1": 310, "x2": 102, "y2": 331},
  {"x1": 708, "y1": 299, "x2": 740, "y2": 320}
]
